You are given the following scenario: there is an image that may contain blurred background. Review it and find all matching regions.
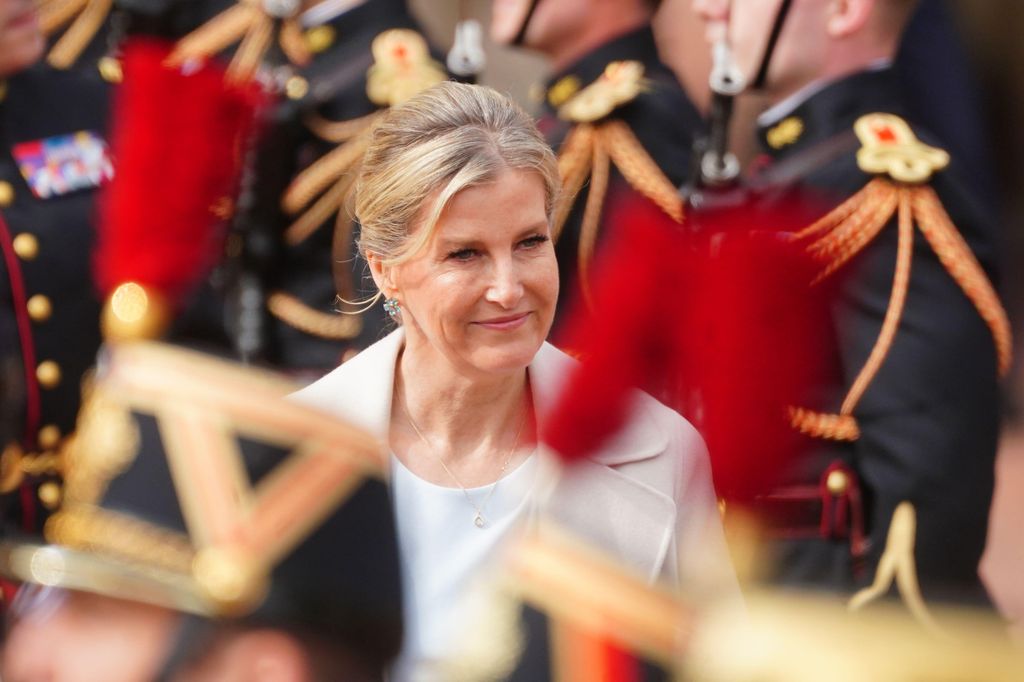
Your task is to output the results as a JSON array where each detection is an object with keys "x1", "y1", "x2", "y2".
[{"x1": 411, "y1": 0, "x2": 1024, "y2": 633}]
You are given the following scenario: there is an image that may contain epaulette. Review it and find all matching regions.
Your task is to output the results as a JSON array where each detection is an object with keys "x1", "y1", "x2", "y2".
[
  {"x1": 167, "y1": 0, "x2": 317, "y2": 82},
  {"x1": 551, "y1": 61, "x2": 683, "y2": 304},
  {"x1": 788, "y1": 113, "x2": 1012, "y2": 442},
  {"x1": 269, "y1": 28, "x2": 444, "y2": 341}
]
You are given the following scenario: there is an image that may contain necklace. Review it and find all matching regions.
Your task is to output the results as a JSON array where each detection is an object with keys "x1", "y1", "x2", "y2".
[{"x1": 398, "y1": 393, "x2": 528, "y2": 529}]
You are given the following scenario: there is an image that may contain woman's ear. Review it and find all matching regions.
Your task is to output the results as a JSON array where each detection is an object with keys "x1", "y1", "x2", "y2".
[
  {"x1": 366, "y1": 251, "x2": 396, "y2": 299},
  {"x1": 826, "y1": 0, "x2": 875, "y2": 38}
]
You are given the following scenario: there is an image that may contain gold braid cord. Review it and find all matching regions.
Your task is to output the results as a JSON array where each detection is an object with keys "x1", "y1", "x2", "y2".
[
  {"x1": 38, "y1": 0, "x2": 113, "y2": 69},
  {"x1": 166, "y1": 0, "x2": 320, "y2": 82},
  {"x1": 552, "y1": 120, "x2": 684, "y2": 305},
  {"x1": 788, "y1": 117, "x2": 1013, "y2": 442},
  {"x1": 848, "y1": 502, "x2": 948, "y2": 639}
]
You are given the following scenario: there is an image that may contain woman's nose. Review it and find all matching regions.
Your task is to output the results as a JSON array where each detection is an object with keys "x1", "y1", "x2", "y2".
[
  {"x1": 692, "y1": 0, "x2": 730, "y2": 22},
  {"x1": 485, "y1": 258, "x2": 525, "y2": 308}
]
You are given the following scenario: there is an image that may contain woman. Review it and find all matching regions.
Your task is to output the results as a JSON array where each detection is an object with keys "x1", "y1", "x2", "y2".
[{"x1": 292, "y1": 81, "x2": 734, "y2": 677}]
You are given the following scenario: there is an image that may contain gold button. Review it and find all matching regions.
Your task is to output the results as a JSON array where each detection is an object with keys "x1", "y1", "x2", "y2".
[
  {"x1": 38, "y1": 482, "x2": 62, "y2": 510},
  {"x1": 37, "y1": 424, "x2": 61, "y2": 450},
  {"x1": 12, "y1": 233, "x2": 37, "y2": 260},
  {"x1": 36, "y1": 361, "x2": 61, "y2": 389},
  {"x1": 0, "y1": 180, "x2": 15, "y2": 207},
  {"x1": 285, "y1": 75, "x2": 308, "y2": 100},
  {"x1": 304, "y1": 25, "x2": 335, "y2": 54},
  {"x1": 26, "y1": 294, "x2": 52, "y2": 322},
  {"x1": 826, "y1": 470, "x2": 849, "y2": 495},
  {"x1": 98, "y1": 56, "x2": 123, "y2": 83}
]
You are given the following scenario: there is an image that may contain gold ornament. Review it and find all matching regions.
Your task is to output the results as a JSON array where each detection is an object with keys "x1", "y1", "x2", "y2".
[{"x1": 558, "y1": 61, "x2": 646, "y2": 123}]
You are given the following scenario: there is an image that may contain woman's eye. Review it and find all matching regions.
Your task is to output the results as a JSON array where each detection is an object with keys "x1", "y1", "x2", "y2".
[
  {"x1": 519, "y1": 235, "x2": 549, "y2": 249},
  {"x1": 447, "y1": 248, "x2": 477, "y2": 261}
]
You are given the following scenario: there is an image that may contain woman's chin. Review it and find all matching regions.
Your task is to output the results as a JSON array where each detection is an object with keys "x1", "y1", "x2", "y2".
[{"x1": 465, "y1": 341, "x2": 542, "y2": 377}]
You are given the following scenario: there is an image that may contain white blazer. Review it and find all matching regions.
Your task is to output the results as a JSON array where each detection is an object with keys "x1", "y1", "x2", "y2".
[{"x1": 291, "y1": 329, "x2": 736, "y2": 594}]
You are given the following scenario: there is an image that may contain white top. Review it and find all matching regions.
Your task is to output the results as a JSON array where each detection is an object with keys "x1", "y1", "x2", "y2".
[{"x1": 389, "y1": 453, "x2": 539, "y2": 682}]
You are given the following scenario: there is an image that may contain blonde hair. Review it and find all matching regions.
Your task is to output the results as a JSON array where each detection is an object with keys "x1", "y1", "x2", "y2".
[{"x1": 354, "y1": 81, "x2": 559, "y2": 270}]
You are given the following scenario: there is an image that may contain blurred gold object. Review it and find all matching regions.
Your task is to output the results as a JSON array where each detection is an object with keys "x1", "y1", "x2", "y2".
[
  {"x1": 38, "y1": 482, "x2": 63, "y2": 510},
  {"x1": 102, "y1": 282, "x2": 172, "y2": 341},
  {"x1": 366, "y1": 29, "x2": 446, "y2": 107},
  {"x1": 36, "y1": 361, "x2": 62, "y2": 389},
  {"x1": 26, "y1": 294, "x2": 53, "y2": 322},
  {"x1": 856, "y1": 113, "x2": 949, "y2": 184},
  {"x1": 285, "y1": 75, "x2": 309, "y2": 100},
  {"x1": 766, "y1": 116, "x2": 804, "y2": 149},
  {"x1": 558, "y1": 61, "x2": 646, "y2": 123},
  {"x1": 303, "y1": 24, "x2": 335, "y2": 53},
  {"x1": 12, "y1": 233, "x2": 38, "y2": 260},
  {"x1": 192, "y1": 547, "x2": 268, "y2": 616},
  {"x1": 0, "y1": 180, "x2": 14, "y2": 207},
  {"x1": 98, "y1": 56, "x2": 123, "y2": 83},
  {"x1": 825, "y1": 469, "x2": 849, "y2": 495}
]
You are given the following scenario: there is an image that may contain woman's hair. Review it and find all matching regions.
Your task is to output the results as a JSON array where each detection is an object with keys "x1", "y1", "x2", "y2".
[{"x1": 354, "y1": 81, "x2": 559, "y2": 268}]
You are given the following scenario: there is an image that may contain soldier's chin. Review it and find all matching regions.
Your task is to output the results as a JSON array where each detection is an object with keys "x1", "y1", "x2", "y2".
[{"x1": 489, "y1": 0, "x2": 533, "y2": 45}]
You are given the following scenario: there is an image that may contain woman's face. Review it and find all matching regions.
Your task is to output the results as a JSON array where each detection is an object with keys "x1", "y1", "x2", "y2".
[{"x1": 380, "y1": 167, "x2": 558, "y2": 379}]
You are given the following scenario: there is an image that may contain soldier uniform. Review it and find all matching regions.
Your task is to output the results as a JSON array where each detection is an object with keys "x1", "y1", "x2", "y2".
[
  {"x1": 173, "y1": 0, "x2": 446, "y2": 371},
  {"x1": 749, "y1": 66, "x2": 1008, "y2": 604},
  {"x1": 0, "y1": 34, "x2": 116, "y2": 525},
  {"x1": 536, "y1": 25, "x2": 702, "y2": 332}
]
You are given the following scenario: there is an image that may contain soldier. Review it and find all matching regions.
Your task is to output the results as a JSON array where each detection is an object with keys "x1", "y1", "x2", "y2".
[
  {"x1": 489, "y1": 0, "x2": 703, "y2": 331},
  {"x1": 0, "y1": 0, "x2": 116, "y2": 528},
  {"x1": 167, "y1": 0, "x2": 448, "y2": 372},
  {"x1": 0, "y1": 342, "x2": 403, "y2": 681},
  {"x1": 691, "y1": 0, "x2": 1010, "y2": 604}
]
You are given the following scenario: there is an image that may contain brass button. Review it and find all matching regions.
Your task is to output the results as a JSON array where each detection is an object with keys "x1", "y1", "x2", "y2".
[
  {"x1": 36, "y1": 361, "x2": 61, "y2": 389},
  {"x1": 38, "y1": 481, "x2": 62, "y2": 509},
  {"x1": 826, "y1": 470, "x2": 849, "y2": 495},
  {"x1": 26, "y1": 294, "x2": 52, "y2": 322},
  {"x1": 304, "y1": 25, "x2": 335, "y2": 54},
  {"x1": 12, "y1": 233, "x2": 38, "y2": 260},
  {"x1": 0, "y1": 180, "x2": 15, "y2": 207},
  {"x1": 37, "y1": 424, "x2": 61, "y2": 450},
  {"x1": 98, "y1": 56, "x2": 123, "y2": 83},
  {"x1": 285, "y1": 75, "x2": 308, "y2": 100}
]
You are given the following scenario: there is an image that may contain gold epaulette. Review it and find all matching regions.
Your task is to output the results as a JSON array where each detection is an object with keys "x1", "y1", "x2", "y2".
[
  {"x1": 788, "y1": 113, "x2": 1012, "y2": 442},
  {"x1": 268, "y1": 29, "x2": 443, "y2": 338},
  {"x1": 166, "y1": 0, "x2": 321, "y2": 83},
  {"x1": 552, "y1": 62, "x2": 683, "y2": 305}
]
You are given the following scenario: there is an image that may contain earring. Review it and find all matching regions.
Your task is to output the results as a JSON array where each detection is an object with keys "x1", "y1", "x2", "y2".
[{"x1": 383, "y1": 297, "x2": 401, "y2": 320}]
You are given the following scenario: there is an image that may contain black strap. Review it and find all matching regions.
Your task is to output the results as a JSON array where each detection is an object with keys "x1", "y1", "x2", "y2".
[
  {"x1": 752, "y1": 0, "x2": 793, "y2": 90},
  {"x1": 512, "y1": 0, "x2": 542, "y2": 47},
  {"x1": 749, "y1": 129, "x2": 860, "y2": 193}
]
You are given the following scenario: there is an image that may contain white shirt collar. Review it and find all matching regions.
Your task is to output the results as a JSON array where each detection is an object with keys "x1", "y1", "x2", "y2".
[{"x1": 757, "y1": 58, "x2": 894, "y2": 128}]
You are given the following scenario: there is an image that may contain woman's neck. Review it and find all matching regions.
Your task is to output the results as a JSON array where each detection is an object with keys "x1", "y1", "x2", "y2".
[{"x1": 394, "y1": 338, "x2": 530, "y2": 463}]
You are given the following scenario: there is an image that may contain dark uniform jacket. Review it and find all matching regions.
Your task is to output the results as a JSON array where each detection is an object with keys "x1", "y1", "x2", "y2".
[
  {"x1": 751, "y1": 67, "x2": 1001, "y2": 603},
  {"x1": 0, "y1": 45, "x2": 114, "y2": 526},
  {"x1": 538, "y1": 25, "x2": 703, "y2": 334},
  {"x1": 180, "y1": 0, "x2": 435, "y2": 371}
]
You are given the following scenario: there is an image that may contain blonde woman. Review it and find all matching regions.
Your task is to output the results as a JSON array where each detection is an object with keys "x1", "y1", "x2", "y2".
[{"x1": 292, "y1": 81, "x2": 734, "y2": 678}]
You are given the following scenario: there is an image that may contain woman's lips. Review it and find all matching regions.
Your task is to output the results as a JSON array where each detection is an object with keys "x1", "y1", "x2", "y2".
[{"x1": 474, "y1": 312, "x2": 531, "y2": 331}]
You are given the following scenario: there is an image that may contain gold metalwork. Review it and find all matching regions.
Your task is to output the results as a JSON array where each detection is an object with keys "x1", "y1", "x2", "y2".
[
  {"x1": 266, "y1": 291, "x2": 363, "y2": 340},
  {"x1": 825, "y1": 470, "x2": 849, "y2": 496},
  {"x1": 192, "y1": 547, "x2": 268, "y2": 615},
  {"x1": 38, "y1": 482, "x2": 63, "y2": 509},
  {"x1": 102, "y1": 282, "x2": 171, "y2": 341},
  {"x1": 855, "y1": 113, "x2": 949, "y2": 184},
  {"x1": 303, "y1": 24, "x2": 335, "y2": 54},
  {"x1": 558, "y1": 61, "x2": 646, "y2": 123},
  {"x1": 64, "y1": 389, "x2": 140, "y2": 506},
  {"x1": 0, "y1": 180, "x2": 14, "y2": 207},
  {"x1": 36, "y1": 361, "x2": 62, "y2": 389},
  {"x1": 766, "y1": 116, "x2": 804, "y2": 150},
  {"x1": 365, "y1": 29, "x2": 446, "y2": 107},
  {"x1": 37, "y1": 0, "x2": 113, "y2": 69},
  {"x1": 546, "y1": 75, "x2": 581, "y2": 108},
  {"x1": 12, "y1": 233, "x2": 38, "y2": 260},
  {"x1": 848, "y1": 502, "x2": 946, "y2": 637},
  {"x1": 37, "y1": 425, "x2": 61, "y2": 450},
  {"x1": 97, "y1": 56, "x2": 122, "y2": 83},
  {"x1": 285, "y1": 75, "x2": 309, "y2": 100},
  {"x1": 26, "y1": 294, "x2": 52, "y2": 322}
]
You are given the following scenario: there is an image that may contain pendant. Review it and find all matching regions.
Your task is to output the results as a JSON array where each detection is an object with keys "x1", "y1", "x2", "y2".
[{"x1": 474, "y1": 513, "x2": 485, "y2": 528}]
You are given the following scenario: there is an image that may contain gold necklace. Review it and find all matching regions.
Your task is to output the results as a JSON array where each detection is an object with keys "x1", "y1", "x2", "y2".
[{"x1": 398, "y1": 393, "x2": 528, "y2": 529}]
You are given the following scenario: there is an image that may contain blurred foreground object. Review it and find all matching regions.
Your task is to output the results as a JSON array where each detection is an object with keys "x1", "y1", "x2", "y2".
[{"x1": 0, "y1": 341, "x2": 403, "y2": 678}]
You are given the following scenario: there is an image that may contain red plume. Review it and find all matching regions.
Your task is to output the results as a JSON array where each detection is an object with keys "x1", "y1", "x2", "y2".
[
  {"x1": 543, "y1": 194, "x2": 833, "y2": 502},
  {"x1": 94, "y1": 38, "x2": 264, "y2": 309}
]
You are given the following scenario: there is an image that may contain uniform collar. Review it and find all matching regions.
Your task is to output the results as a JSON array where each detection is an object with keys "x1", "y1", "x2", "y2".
[
  {"x1": 290, "y1": 327, "x2": 667, "y2": 467},
  {"x1": 755, "y1": 66, "x2": 904, "y2": 161},
  {"x1": 542, "y1": 24, "x2": 661, "y2": 114}
]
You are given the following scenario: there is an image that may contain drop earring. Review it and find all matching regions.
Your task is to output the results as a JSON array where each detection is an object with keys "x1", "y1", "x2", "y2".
[{"x1": 383, "y1": 297, "x2": 401, "y2": 321}]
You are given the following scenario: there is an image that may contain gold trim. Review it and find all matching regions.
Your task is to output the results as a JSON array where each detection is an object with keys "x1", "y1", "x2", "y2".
[{"x1": 267, "y1": 291, "x2": 364, "y2": 340}]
